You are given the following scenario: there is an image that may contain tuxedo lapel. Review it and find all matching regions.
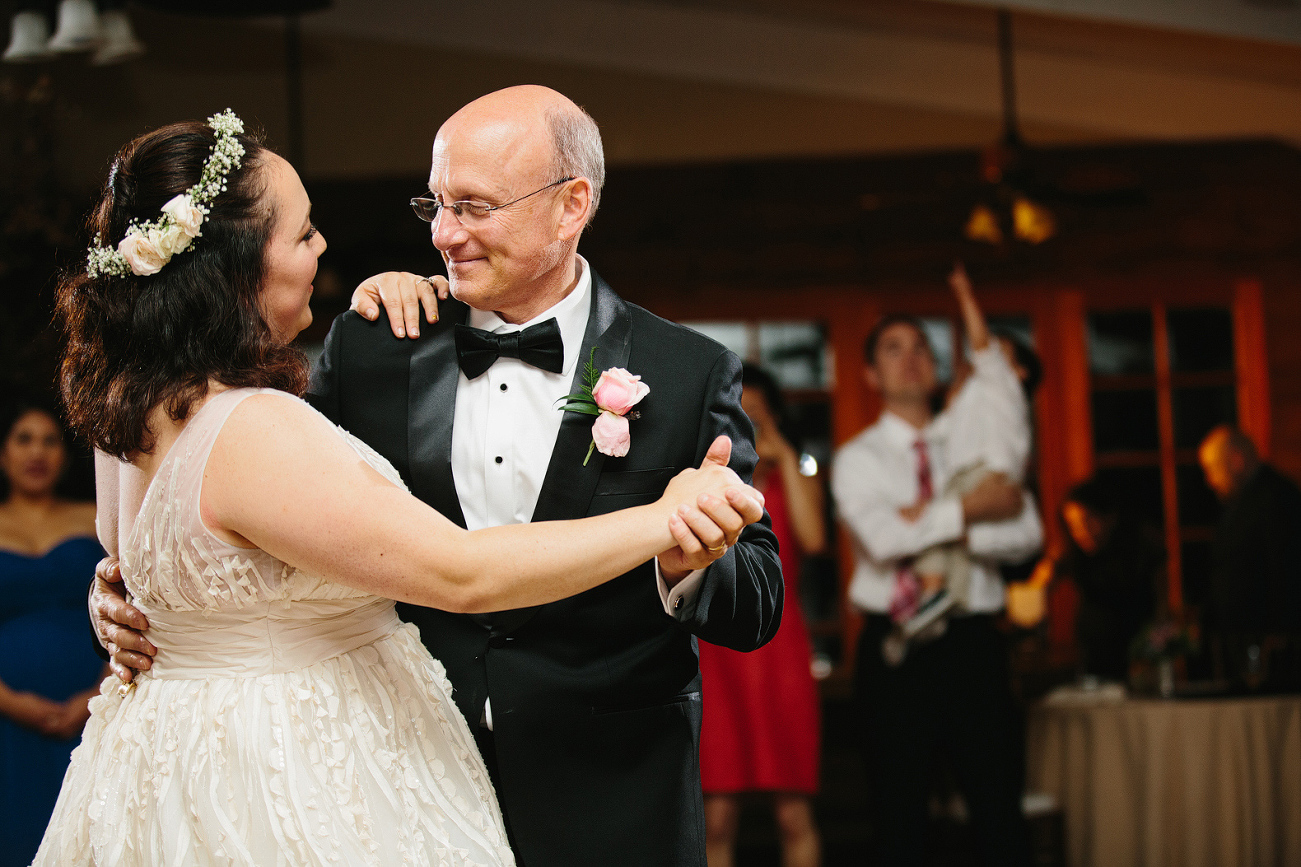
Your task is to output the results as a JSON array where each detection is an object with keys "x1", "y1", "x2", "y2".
[
  {"x1": 487, "y1": 274, "x2": 631, "y2": 635},
  {"x1": 532, "y1": 272, "x2": 631, "y2": 524},
  {"x1": 408, "y1": 303, "x2": 470, "y2": 530}
]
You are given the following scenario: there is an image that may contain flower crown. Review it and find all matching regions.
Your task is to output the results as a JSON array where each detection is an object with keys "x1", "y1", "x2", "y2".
[{"x1": 86, "y1": 109, "x2": 246, "y2": 279}]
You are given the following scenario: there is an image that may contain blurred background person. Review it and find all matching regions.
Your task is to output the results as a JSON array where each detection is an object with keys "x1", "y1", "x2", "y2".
[
  {"x1": 890, "y1": 263, "x2": 1035, "y2": 661},
  {"x1": 0, "y1": 394, "x2": 108, "y2": 867},
  {"x1": 832, "y1": 316, "x2": 1040, "y2": 867},
  {"x1": 1198, "y1": 425, "x2": 1301, "y2": 690},
  {"x1": 699, "y1": 364, "x2": 825, "y2": 867},
  {"x1": 1018, "y1": 478, "x2": 1161, "y2": 683}
]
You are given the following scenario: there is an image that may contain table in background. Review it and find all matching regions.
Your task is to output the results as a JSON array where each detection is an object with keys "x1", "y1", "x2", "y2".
[{"x1": 1026, "y1": 690, "x2": 1301, "y2": 867}]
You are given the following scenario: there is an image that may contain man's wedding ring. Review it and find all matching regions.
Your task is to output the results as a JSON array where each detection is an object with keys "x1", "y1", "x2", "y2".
[
  {"x1": 706, "y1": 543, "x2": 727, "y2": 556},
  {"x1": 417, "y1": 276, "x2": 435, "y2": 287}
]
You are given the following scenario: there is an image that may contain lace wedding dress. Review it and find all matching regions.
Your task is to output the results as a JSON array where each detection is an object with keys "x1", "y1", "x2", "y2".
[{"x1": 33, "y1": 388, "x2": 515, "y2": 867}]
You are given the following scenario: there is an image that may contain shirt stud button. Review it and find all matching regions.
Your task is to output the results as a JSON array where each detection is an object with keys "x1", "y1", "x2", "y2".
[
  {"x1": 500, "y1": 383, "x2": 508, "y2": 392},
  {"x1": 495, "y1": 456, "x2": 503, "y2": 464}
]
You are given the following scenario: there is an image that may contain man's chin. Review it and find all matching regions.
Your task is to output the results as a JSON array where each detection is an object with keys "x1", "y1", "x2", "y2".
[{"x1": 448, "y1": 280, "x2": 500, "y2": 312}]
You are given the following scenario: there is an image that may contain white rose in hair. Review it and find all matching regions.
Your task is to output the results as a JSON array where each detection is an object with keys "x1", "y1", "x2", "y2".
[
  {"x1": 118, "y1": 230, "x2": 167, "y2": 276},
  {"x1": 161, "y1": 194, "x2": 204, "y2": 236},
  {"x1": 152, "y1": 223, "x2": 193, "y2": 258}
]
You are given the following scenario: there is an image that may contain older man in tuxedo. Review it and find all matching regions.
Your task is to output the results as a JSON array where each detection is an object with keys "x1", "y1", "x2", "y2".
[{"x1": 94, "y1": 85, "x2": 783, "y2": 866}]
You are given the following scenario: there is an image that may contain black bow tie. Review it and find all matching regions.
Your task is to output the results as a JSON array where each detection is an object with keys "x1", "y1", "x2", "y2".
[{"x1": 454, "y1": 318, "x2": 565, "y2": 379}]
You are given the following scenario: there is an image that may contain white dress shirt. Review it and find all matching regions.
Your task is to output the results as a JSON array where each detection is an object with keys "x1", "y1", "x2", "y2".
[
  {"x1": 945, "y1": 343, "x2": 1031, "y2": 483},
  {"x1": 451, "y1": 257, "x2": 700, "y2": 725},
  {"x1": 831, "y1": 410, "x2": 1043, "y2": 615},
  {"x1": 451, "y1": 262, "x2": 593, "y2": 531}
]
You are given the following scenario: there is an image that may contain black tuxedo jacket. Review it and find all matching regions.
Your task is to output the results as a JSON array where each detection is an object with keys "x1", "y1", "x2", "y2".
[{"x1": 306, "y1": 271, "x2": 783, "y2": 866}]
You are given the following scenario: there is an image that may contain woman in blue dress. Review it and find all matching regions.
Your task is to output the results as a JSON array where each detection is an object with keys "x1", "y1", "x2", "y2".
[{"x1": 0, "y1": 396, "x2": 107, "y2": 867}]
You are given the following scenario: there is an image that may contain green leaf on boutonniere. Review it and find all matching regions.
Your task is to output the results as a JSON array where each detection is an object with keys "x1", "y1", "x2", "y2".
[
  {"x1": 556, "y1": 400, "x2": 600, "y2": 416},
  {"x1": 557, "y1": 347, "x2": 602, "y2": 415},
  {"x1": 581, "y1": 346, "x2": 600, "y2": 391}
]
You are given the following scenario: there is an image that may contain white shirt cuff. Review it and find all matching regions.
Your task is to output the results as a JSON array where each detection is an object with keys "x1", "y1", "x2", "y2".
[{"x1": 656, "y1": 558, "x2": 705, "y2": 621}]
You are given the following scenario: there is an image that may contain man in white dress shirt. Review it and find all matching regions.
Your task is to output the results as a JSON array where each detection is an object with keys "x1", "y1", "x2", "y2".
[{"x1": 832, "y1": 314, "x2": 1042, "y2": 867}]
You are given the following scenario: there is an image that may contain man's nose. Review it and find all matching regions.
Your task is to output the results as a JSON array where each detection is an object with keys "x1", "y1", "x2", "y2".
[{"x1": 431, "y1": 207, "x2": 465, "y2": 250}]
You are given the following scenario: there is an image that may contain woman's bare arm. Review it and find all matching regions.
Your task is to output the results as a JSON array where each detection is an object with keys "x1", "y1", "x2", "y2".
[{"x1": 201, "y1": 394, "x2": 760, "y2": 613}]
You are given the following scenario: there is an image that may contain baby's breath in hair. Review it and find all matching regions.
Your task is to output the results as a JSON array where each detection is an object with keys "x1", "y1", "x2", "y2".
[{"x1": 86, "y1": 109, "x2": 247, "y2": 279}]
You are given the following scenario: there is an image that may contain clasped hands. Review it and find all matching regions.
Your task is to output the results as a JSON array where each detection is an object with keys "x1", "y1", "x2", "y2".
[{"x1": 90, "y1": 438, "x2": 764, "y2": 684}]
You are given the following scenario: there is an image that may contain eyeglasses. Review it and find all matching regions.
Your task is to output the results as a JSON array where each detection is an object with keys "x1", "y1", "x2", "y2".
[{"x1": 410, "y1": 177, "x2": 576, "y2": 224}]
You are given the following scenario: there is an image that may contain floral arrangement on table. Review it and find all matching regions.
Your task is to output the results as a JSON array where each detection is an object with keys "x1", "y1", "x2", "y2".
[
  {"x1": 1130, "y1": 617, "x2": 1201, "y2": 697},
  {"x1": 1130, "y1": 619, "x2": 1200, "y2": 663}
]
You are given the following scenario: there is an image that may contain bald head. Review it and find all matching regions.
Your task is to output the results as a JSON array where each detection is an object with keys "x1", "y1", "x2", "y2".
[
  {"x1": 426, "y1": 86, "x2": 606, "y2": 323},
  {"x1": 437, "y1": 86, "x2": 605, "y2": 222},
  {"x1": 1199, "y1": 425, "x2": 1260, "y2": 500}
]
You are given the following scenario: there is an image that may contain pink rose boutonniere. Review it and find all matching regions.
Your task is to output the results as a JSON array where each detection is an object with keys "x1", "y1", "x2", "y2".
[{"x1": 559, "y1": 349, "x2": 650, "y2": 465}]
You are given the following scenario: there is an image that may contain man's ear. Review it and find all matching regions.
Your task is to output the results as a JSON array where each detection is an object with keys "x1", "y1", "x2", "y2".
[
  {"x1": 556, "y1": 178, "x2": 592, "y2": 242},
  {"x1": 863, "y1": 364, "x2": 880, "y2": 394}
]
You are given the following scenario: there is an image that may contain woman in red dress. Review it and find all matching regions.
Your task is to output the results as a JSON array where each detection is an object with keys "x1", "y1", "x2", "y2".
[{"x1": 700, "y1": 365, "x2": 825, "y2": 867}]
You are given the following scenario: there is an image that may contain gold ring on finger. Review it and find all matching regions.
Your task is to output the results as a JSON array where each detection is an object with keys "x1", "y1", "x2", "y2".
[{"x1": 706, "y1": 544, "x2": 727, "y2": 556}]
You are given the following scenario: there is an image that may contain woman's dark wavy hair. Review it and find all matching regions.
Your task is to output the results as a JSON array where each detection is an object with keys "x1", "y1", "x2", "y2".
[{"x1": 57, "y1": 119, "x2": 307, "y2": 458}]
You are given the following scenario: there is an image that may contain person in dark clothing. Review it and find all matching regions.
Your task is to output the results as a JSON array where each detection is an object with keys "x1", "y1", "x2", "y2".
[
  {"x1": 1051, "y1": 478, "x2": 1162, "y2": 682},
  {"x1": 1198, "y1": 425, "x2": 1301, "y2": 689}
]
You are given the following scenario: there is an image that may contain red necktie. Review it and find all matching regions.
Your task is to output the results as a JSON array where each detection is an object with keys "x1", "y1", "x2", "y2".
[
  {"x1": 914, "y1": 438, "x2": 933, "y2": 500},
  {"x1": 889, "y1": 438, "x2": 932, "y2": 623}
]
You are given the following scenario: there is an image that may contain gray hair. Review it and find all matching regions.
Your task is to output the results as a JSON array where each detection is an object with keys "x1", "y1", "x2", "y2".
[{"x1": 546, "y1": 103, "x2": 605, "y2": 226}]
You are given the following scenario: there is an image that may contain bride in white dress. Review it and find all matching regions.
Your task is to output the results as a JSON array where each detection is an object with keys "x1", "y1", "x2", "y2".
[{"x1": 32, "y1": 113, "x2": 757, "y2": 866}]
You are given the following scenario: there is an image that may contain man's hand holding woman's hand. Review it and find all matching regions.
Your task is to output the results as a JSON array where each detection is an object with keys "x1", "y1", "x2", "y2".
[
  {"x1": 351, "y1": 272, "x2": 449, "y2": 338},
  {"x1": 90, "y1": 558, "x2": 154, "y2": 683},
  {"x1": 658, "y1": 436, "x2": 765, "y2": 582}
]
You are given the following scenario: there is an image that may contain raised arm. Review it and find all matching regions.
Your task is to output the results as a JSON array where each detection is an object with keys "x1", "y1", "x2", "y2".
[
  {"x1": 750, "y1": 392, "x2": 826, "y2": 555},
  {"x1": 203, "y1": 394, "x2": 760, "y2": 614},
  {"x1": 950, "y1": 261, "x2": 989, "y2": 352}
]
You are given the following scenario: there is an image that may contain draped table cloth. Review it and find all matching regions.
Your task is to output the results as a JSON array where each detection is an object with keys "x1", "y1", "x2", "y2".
[{"x1": 1026, "y1": 690, "x2": 1301, "y2": 867}]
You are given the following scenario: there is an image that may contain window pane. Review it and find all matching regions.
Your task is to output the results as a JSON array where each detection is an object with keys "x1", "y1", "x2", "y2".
[
  {"x1": 1094, "y1": 466, "x2": 1164, "y2": 529},
  {"x1": 1087, "y1": 311, "x2": 1154, "y2": 376},
  {"x1": 918, "y1": 317, "x2": 954, "y2": 385},
  {"x1": 1172, "y1": 385, "x2": 1237, "y2": 449},
  {"x1": 787, "y1": 399, "x2": 832, "y2": 473},
  {"x1": 758, "y1": 322, "x2": 828, "y2": 390},
  {"x1": 987, "y1": 315, "x2": 1034, "y2": 349},
  {"x1": 682, "y1": 322, "x2": 749, "y2": 358},
  {"x1": 1092, "y1": 390, "x2": 1160, "y2": 452},
  {"x1": 1168, "y1": 308, "x2": 1234, "y2": 373},
  {"x1": 1177, "y1": 462, "x2": 1220, "y2": 527}
]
